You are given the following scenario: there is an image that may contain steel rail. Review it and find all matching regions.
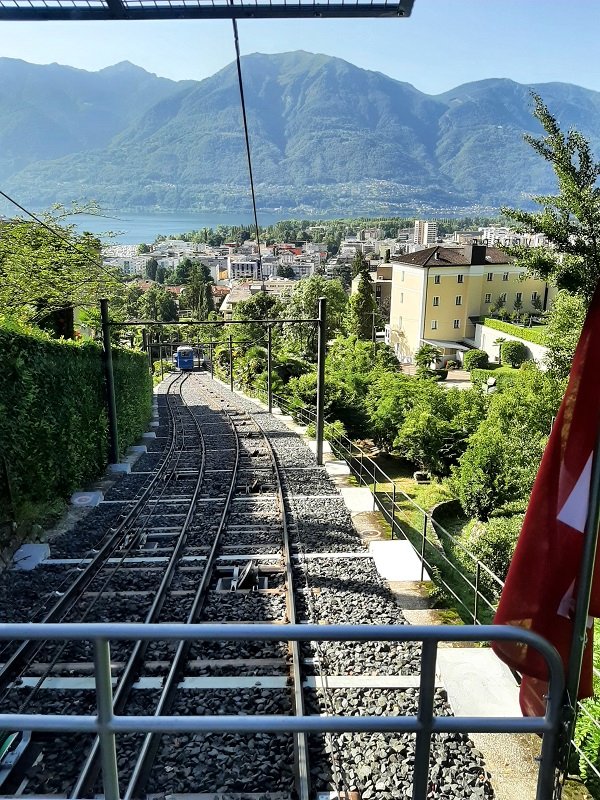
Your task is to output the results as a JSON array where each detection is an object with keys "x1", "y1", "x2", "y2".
[
  {"x1": 123, "y1": 377, "x2": 242, "y2": 800},
  {"x1": 0, "y1": 372, "x2": 186, "y2": 694},
  {"x1": 71, "y1": 372, "x2": 212, "y2": 798},
  {"x1": 251, "y1": 406, "x2": 310, "y2": 800}
]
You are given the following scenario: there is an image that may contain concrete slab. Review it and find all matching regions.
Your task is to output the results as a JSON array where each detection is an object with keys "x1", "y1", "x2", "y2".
[
  {"x1": 128, "y1": 445, "x2": 148, "y2": 454},
  {"x1": 308, "y1": 439, "x2": 332, "y2": 455},
  {"x1": 324, "y1": 459, "x2": 350, "y2": 477},
  {"x1": 108, "y1": 462, "x2": 131, "y2": 475},
  {"x1": 11, "y1": 543, "x2": 50, "y2": 570},
  {"x1": 70, "y1": 491, "x2": 104, "y2": 508},
  {"x1": 436, "y1": 647, "x2": 521, "y2": 717},
  {"x1": 149, "y1": 420, "x2": 160, "y2": 427},
  {"x1": 369, "y1": 540, "x2": 430, "y2": 581},
  {"x1": 340, "y1": 486, "x2": 374, "y2": 514},
  {"x1": 142, "y1": 432, "x2": 157, "y2": 439}
]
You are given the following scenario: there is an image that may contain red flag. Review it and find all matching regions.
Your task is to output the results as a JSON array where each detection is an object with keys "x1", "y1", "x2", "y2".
[{"x1": 493, "y1": 283, "x2": 600, "y2": 712}]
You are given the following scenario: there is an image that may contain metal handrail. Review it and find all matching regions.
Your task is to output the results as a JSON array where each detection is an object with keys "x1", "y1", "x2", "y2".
[
  {"x1": 271, "y1": 389, "x2": 506, "y2": 624},
  {"x1": 0, "y1": 623, "x2": 563, "y2": 800}
]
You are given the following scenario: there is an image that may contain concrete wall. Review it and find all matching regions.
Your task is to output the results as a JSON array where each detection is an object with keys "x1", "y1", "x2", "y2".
[{"x1": 474, "y1": 323, "x2": 549, "y2": 368}]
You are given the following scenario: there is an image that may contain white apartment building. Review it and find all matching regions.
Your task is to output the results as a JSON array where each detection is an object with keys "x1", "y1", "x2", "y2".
[
  {"x1": 413, "y1": 220, "x2": 439, "y2": 245},
  {"x1": 228, "y1": 258, "x2": 261, "y2": 281}
]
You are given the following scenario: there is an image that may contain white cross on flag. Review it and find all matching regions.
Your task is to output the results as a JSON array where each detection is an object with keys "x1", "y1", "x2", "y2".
[{"x1": 493, "y1": 283, "x2": 600, "y2": 716}]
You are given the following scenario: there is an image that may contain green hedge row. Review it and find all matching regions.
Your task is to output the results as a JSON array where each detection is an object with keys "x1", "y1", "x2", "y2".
[
  {"x1": 470, "y1": 366, "x2": 520, "y2": 390},
  {"x1": 480, "y1": 316, "x2": 547, "y2": 345},
  {"x1": 0, "y1": 327, "x2": 152, "y2": 509}
]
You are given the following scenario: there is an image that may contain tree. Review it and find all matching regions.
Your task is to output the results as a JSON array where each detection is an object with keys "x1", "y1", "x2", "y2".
[
  {"x1": 543, "y1": 290, "x2": 587, "y2": 379},
  {"x1": 414, "y1": 343, "x2": 442, "y2": 377},
  {"x1": 145, "y1": 258, "x2": 158, "y2": 280},
  {"x1": 513, "y1": 296, "x2": 524, "y2": 319},
  {"x1": 500, "y1": 340, "x2": 529, "y2": 368},
  {"x1": 493, "y1": 337, "x2": 506, "y2": 365},
  {"x1": 346, "y1": 269, "x2": 377, "y2": 340},
  {"x1": 282, "y1": 276, "x2": 348, "y2": 357},
  {"x1": 138, "y1": 243, "x2": 150, "y2": 254},
  {"x1": 156, "y1": 266, "x2": 166, "y2": 284},
  {"x1": 139, "y1": 286, "x2": 178, "y2": 321},
  {"x1": 502, "y1": 93, "x2": 600, "y2": 306},
  {"x1": 276, "y1": 265, "x2": 295, "y2": 279},
  {"x1": 0, "y1": 212, "x2": 118, "y2": 325},
  {"x1": 351, "y1": 250, "x2": 367, "y2": 278}
]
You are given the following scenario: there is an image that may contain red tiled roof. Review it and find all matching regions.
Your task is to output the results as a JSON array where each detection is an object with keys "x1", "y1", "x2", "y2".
[{"x1": 392, "y1": 246, "x2": 511, "y2": 267}]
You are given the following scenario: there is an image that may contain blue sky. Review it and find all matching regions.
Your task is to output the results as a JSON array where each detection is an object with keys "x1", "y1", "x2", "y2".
[{"x1": 1, "y1": 0, "x2": 600, "y2": 93}]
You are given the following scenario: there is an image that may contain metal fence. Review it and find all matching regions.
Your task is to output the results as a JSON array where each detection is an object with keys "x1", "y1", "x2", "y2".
[
  {"x1": 271, "y1": 393, "x2": 505, "y2": 625},
  {"x1": 0, "y1": 623, "x2": 563, "y2": 800}
]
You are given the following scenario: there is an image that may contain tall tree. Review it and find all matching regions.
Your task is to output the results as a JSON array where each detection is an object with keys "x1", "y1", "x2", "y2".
[
  {"x1": 502, "y1": 93, "x2": 600, "y2": 306},
  {"x1": 282, "y1": 275, "x2": 348, "y2": 357},
  {"x1": 145, "y1": 258, "x2": 158, "y2": 280},
  {"x1": 0, "y1": 213, "x2": 118, "y2": 324},
  {"x1": 346, "y1": 268, "x2": 377, "y2": 339}
]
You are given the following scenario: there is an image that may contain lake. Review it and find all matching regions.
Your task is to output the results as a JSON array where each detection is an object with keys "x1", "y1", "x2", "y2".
[{"x1": 69, "y1": 210, "x2": 292, "y2": 244}]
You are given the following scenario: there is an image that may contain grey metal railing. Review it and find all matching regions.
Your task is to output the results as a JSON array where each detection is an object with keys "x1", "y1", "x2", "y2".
[{"x1": 0, "y1": 623, "x2": 563, "y2": 800}]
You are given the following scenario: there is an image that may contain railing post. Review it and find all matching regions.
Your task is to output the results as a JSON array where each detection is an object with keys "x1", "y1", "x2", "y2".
[
  {"x1": 373, "y1": 470, "x2": 377, "y2": 512},
  {"x1": 473, "y1": 562, "x2": 481, "y2": 624},
  {"x1": 159, "y1": 331, "x2": 164, "y2": 380},
  {"x1": 229, "y1": 334, "x2": 234, "y2": 392},
  {"x1": 413, "y1": 640, "x2": 437, "y2": 800},
  {"x1": 359, "y1": 450, "x2": 364, "y2": 484},
  {"x1": 100, "y1": 299, "x2": 119, "y2": 465},
  {"x1": 391, "y1": 484, "x2": 396, "y2": 540},
  {"x1": 93, "y1": 639, "x2": 120, "y2": 800},
  {"x1": 209, "y1": 341, "x2": 214, "y2": 379},
  {"x1": 420, "y1": 513, "x2": 427, "y2": 581},
  {"x1": 141, "y1": 328, "x2": 149, "y2": 370},
  {"x1": 315, "y1": 297, "x2": 327, "y2": 466},
  {"x1": 267, "y1": 324, "x2": 273, "y2": 413}
]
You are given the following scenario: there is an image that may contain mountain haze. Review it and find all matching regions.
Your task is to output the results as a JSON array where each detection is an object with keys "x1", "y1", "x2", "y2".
[{"x1": 3, "y1": 52, "x2": 600, "y2": 215}]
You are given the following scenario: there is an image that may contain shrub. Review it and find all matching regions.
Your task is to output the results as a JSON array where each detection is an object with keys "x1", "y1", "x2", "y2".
[
  {"x1": 463, "y1": 349, "x2": 489, "y2": 370},
  {"x1": 0, "y1": 327, "x2": 151, "y2": 515},
  {"x1": 501, "y1": 340, "x2": 530, "y2": 368},
  {"x1": 433, "y1": 369, "x2": 448, "y2": 381},
  {"x1": 460, "y1": 514, "x2": 523, "y2": 584}
]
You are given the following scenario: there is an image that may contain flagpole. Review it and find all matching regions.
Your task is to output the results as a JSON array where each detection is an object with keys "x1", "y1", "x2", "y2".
[{"x1": 563, "y1": 424, "x2": 600, "y2": 747}]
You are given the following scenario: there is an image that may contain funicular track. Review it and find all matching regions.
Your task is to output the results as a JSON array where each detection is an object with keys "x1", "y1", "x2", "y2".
[{"x1": 0, "y1": 372, "x2": 312, "y2": 800}]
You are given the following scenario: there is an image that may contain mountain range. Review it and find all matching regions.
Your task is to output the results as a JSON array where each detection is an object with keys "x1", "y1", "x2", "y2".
[{"x1": 2, "y1": 51, "x2": 600, "y2": 216}]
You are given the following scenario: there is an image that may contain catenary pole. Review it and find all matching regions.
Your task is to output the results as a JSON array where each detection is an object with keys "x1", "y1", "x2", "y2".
[
  {"x1": 229, "y1": 335, "x2": 234, "y2": 392},
  {"x1": 100, "y1": 299, "x2": 119, "y2": 465},
  {"x1": 267, "y1": 324, "x2": 273, "y2": 413},
  {"x1": 315, "y1": 297, "x2": 327, "y2": 466}
]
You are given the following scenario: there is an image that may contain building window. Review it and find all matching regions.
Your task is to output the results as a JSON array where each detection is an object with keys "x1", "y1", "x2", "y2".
[
  {"x1": 431, "y1": 320, "x2": 438, "y2": 330},
  {"x1": 457, "y1": 274, "x2": 464, "y2": 284},
  {"x1": 401, "y1": 270, "x2": 405, "y2": 281},
  {"x1": 516, "y1": 292, "x2": 522, "y2": 303},
  {"x1": 400, "y1": 292, "x2": 404, "y2": 303},
  {"x1": 532, "y1": 291, "x2": 539, "y2": 302},
  {"x1": 502, "y1": 272, "x2": 509, "y2": 281},
  {"x1": 485, "y1": 293, "x2": 492, "y2": 303},
  {"x1": 434, "y1": 275, "x2": 441, "y2": 285},
  {"x1": 432, "y1": 296, "x2": 440, "y2": 307},
  {"x1": 455, "y1": 295, "x2": 462, "y2": 306},
  {"x1": 453, "y1": 319, "x2": 461, "y2": 329},
  {"x1": 487, "y1": 273, "x2": 493, "y2": 281},
  {"x1": 500, "y1": 293, "x2": 507, "y2": 303}
]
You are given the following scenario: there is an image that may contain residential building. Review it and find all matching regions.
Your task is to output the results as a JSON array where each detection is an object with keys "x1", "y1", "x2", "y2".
[
  {"x1": 413, "y1": 220, "x2": 438, "y2": 246},
  {"x1": 386, "y1": 244, "x2": 551, "y2": 362}
]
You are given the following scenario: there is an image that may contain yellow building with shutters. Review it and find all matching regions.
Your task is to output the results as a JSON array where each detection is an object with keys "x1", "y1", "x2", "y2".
[{"x1": 386, "y1": 244, "x2": 551, "y2": 362}]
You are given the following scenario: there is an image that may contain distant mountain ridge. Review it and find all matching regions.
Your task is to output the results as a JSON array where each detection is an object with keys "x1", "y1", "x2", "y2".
[{"x1": 2, "y1": 52, "x2": 600, "y2": 216}]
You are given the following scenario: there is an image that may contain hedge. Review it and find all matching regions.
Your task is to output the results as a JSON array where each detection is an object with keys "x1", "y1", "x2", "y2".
[
  {"x1": 0, "y1": 327, "x2": 152, "y2": 510},
  {"x1": 480, "y1": 316, "x2": 547, "y2": 345},
  {"x1": 470, "y1": 366, "x2": 520, "y2": 390}
]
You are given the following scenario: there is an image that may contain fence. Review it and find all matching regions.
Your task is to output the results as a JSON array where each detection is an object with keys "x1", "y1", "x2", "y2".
[
  {"x1": 270, "y1": 392, "x2": 504, "y2": 626},
  {"x1": 0, "y1": 623, "x2": 563, "y2": 800}
]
